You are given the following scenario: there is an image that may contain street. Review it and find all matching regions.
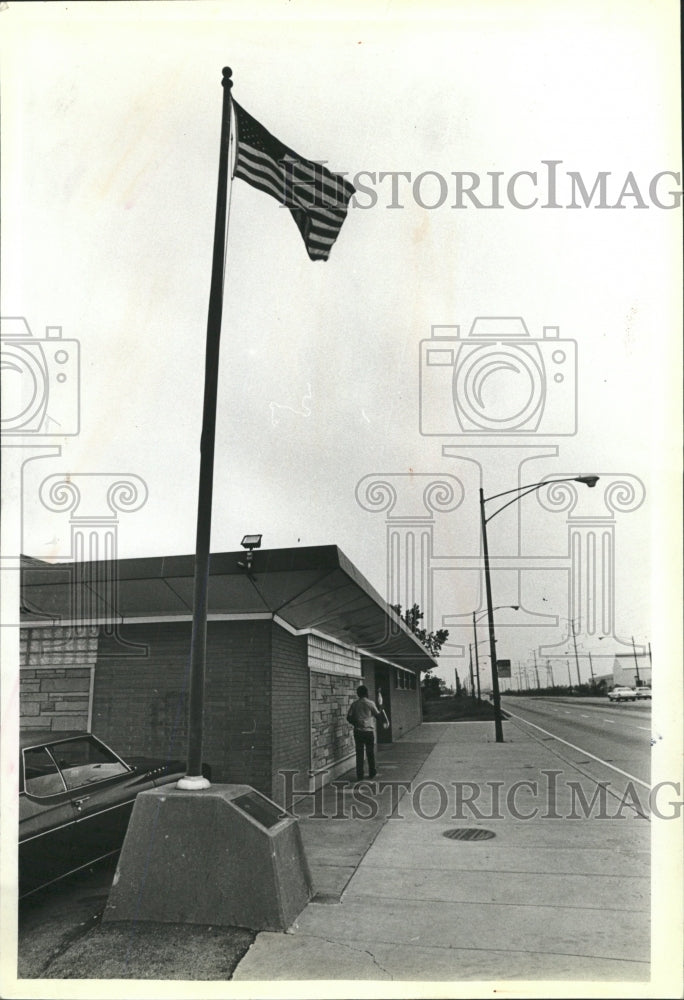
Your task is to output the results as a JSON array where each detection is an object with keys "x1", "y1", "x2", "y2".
[{"x1": 501, "y1": 695, "x2": 652, "y2": 814}]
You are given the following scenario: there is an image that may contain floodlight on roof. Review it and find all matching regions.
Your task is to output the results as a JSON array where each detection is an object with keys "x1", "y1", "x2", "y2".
[{"x1": 240, "y1": 534, "x2": 262, "y2": 551}]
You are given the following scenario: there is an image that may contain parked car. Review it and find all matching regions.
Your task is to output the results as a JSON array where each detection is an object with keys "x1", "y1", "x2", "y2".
[
  {"x1": 19, "y1": 731, "x2": 190, "y2": 897},
  {"x1": 635, "y1": 687, "x2": 652, "y2": 699},
  {"x1": 607, "y1": 686, "x2": 636, "y2": 702}
]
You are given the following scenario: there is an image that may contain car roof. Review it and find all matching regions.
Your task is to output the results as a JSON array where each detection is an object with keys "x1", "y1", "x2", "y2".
[{"x1": 20, "y1": 730, "x2": 92, "y2": 749}]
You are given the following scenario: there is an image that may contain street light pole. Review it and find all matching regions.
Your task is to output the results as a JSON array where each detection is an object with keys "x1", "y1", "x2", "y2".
[
  {"x1": 631, "y1": 635, "x2": 642, "y2": 685},
  {"x1": 479, "y1": 487, "x2": 504, "y2": 741},
  {"x1": 472, "y1": 615, "x2": 482, "y2": 701},
  {"x1": 479, "y1": 475, "x2": 598, "y2": 743},
  {"x1": 468, "y1": 643, "x2": 476, "y2": 700},
  {"x1": 472, "y1": 606, "x2": 518, "y2": 704}
]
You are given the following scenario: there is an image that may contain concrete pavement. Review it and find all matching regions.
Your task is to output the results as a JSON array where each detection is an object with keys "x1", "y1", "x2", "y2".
[
  {"x1": 233, "y1": 719, "x2": 651, "y2": 983},
  {"x1": 15, "y1": 717, "x2": 659, "y2": 991}
]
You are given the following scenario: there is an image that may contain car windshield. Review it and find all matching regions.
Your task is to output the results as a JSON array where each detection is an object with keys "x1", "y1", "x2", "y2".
[
  {"x1": 23, "y1": 746, "x2": 67, "y2": 796},
  {"x1": 23, "y1": 736, "x2": 129, "y2": 795},
  {"x1": 51, "y1": 737, "x2": 129, "y2": 789}
]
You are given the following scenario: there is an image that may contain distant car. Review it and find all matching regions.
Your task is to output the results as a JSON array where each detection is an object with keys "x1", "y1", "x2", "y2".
[
  {"x1": 607, "y1": 686, "x2": 636, "y2": 702},
  {"x1": 635, "y1": 687, "x2": 652, "y2": 699},
  {"x1": 19, "y1": 731, "x2": 190, "y2": 897}
]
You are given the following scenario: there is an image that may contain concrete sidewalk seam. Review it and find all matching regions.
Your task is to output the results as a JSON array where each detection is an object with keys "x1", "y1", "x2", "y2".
[
  {"x1": 279, "y1": 929, "x2": 651, "y2": 966},
  {"x1": 345, "y1": 891, "x2": 650, "y2": 914}
]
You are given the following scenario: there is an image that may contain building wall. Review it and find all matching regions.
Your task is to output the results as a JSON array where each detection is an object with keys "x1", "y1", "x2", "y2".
[
  {"x1": 308, "y1": 636, "x2": 360, "y2": 773},
  {"x1": 21, "y1": 617, "x2": 424, "y2": 804},
  {"x1": 271, "y1": 625, "x2": 310, "y2": 802},
  {"x1": 362, "y1": 656, "x2": 421, "y2": 742},
  {"x1": 20, "y1": 626, "x2": 98, "y2": 731},
  {"x1": 613, "y1": 654, "x2": 651, "y2": 688},
  {"x1": 94, "y1": 620, "x2": 273, "y2": 796},
  {"x1": 389, "y1": 667, "x2": 421, "y2": 740}
]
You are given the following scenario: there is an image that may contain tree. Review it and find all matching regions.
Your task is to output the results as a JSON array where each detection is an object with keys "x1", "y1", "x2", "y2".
[{"x1": 390, "y1": 603, "x2": 449, "y2": 658}]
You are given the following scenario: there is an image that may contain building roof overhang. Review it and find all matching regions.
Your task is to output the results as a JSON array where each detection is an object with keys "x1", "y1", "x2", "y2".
[{"x1": 20, "y1": 546, "x2": 436, "y2": 672}]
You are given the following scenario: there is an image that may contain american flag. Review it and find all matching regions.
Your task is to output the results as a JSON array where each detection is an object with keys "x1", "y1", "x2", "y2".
[{"x1": 233, "y1": 101, "x2": 356, "y2": 261}]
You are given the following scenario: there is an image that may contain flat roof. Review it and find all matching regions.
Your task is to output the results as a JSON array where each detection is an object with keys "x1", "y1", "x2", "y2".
[{"x1": 21, "y1": 545, "x2": 436, "y2": 671}]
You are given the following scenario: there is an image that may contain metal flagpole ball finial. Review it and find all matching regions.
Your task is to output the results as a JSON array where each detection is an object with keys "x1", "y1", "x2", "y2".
[{"x1": 222, "y1": 67, "x2": 233, "y2": 88}]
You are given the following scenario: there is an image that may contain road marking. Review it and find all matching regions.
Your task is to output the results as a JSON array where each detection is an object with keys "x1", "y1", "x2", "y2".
[
  {"x1": 637, "y1": 726, "x2": 650, "y2": 731},
  {"x1": 504, "y1": 709, "x2": 650, "y2": 789},
  {"x1": 602, "y1": 719, "x2": 615, "y2": 724},
  {"x1": 581, "y1": 714, "x2": 589, "y2": 718}
]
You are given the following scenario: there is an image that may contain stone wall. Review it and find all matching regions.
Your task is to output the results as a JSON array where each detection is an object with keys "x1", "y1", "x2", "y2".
[
  {"x1": 310, "y1": 671, "x2": 357, "y2": 772},
  {"x1": 20, "y1": 626, "x2": 98, "y2": 731}
]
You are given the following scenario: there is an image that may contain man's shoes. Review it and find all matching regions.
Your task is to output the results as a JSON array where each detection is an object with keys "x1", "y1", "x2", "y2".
[{"x1": 369, "y1": 771, "x2": 378, "y2": 779}]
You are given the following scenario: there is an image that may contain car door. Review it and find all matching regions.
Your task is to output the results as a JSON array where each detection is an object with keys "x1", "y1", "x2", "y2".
[
  {"x1": 20, "y1": 745, "x2": 78, "y2": 895},
  {"x1": 49, "y1": 735, "x2": 141, "y2": 870}
]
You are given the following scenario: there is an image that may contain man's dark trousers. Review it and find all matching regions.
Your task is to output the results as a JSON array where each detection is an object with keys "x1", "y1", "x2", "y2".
[{"x1": 354, "y1": 729, "x2": 376, "y2": 780}]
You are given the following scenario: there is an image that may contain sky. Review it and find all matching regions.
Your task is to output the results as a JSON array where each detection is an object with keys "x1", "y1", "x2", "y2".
[{"x1": 1, "y1": 0, "x2": 682, "y2": 693}]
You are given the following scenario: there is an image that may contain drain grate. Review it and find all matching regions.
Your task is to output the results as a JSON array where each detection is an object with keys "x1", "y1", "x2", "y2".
[{"x1": 442, "y1": 828, "x2": 496, "y2": 842}]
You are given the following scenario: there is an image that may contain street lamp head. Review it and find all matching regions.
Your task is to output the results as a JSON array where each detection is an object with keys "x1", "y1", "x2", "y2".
[{"x1": 575, "y1": 475, "x2": 599, "y2": 488}]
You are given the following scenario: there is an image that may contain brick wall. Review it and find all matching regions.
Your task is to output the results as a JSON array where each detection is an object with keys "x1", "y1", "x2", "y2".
[
  {"x1": 94, "y1": 620, "x2": 273, "y2": 796},
  {"x1": 20, "y1": 626, "x2": 98, "y2": 731},
  {"x1": 271, "y1": 625, "x2": 310, "y2": 802}
]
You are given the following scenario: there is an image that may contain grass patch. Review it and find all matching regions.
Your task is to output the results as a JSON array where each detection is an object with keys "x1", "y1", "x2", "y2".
[{"x1": 422, "y1": 697, "x2": 499, "y2": 721}]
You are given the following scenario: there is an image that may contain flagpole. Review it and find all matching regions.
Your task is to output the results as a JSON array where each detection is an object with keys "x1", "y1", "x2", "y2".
[{"x1": 178, "y1": 67, "x2": 234, "y2": 789}]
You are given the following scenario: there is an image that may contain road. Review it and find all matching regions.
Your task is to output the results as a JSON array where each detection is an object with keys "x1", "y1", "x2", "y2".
[{"x1": 500, "y1": 695, "x2": 653, "y2": 816}]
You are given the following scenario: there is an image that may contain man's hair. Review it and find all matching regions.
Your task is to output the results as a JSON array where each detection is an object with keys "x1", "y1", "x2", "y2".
[{"x1": 357, "y1": 684, "x2": 368, "y2": 698}]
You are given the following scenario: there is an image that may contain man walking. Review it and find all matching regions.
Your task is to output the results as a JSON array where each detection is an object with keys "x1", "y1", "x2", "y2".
[{"x1": 346, "y1": 684, "x2": 388, "y2": 781}]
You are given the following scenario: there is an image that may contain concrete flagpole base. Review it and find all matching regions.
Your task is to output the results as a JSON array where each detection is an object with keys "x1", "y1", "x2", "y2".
[{"x1": 103, "y1": 784, "x2": 312, "y2": 932}]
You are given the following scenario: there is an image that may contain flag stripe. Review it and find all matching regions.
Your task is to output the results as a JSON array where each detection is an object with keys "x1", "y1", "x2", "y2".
[
  {"x1": 233, "y1": 100, "x2": 355, "y2": 261},
  {"x1": 237, "y1": 146, "x2": 351, "y2": 222}
]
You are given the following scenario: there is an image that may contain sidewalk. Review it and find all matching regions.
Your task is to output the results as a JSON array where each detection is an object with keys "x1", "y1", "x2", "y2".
[
  {"x1": 16, "y1": 719, "x2": 653, "y2": 989},
  {"x1": 233, "y1": 720, "x2": 651, "y2": 983}
]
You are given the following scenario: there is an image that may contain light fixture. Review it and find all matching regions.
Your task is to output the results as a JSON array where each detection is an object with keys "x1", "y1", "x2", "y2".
[
  {"x1": 238, "y1": 533, "x2": 262, "y2": 569},
  {"x1": 241, "y1": 534, "x2": 262, "y2": 550}
]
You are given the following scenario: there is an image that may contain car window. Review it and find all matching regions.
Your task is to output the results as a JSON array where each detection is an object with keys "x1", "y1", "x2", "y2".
[
  {"x1": 49, "y1": 737, "x2": 129, "y2": 790},
  {"x1": 23, "y1": 746, "x2": 67, "y2": 796}
]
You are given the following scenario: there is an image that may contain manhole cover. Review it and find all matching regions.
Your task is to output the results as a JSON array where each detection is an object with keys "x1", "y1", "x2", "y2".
[{"x1": 442, "y1": 828, "x2": 496, "y2": 842}]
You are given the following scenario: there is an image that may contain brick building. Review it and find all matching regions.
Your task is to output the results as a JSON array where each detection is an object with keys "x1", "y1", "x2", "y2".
[{"x1": 20, "y1": 546, "x2": 434, "y2": 804}]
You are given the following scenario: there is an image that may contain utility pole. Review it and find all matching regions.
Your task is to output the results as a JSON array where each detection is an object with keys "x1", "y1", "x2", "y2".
[
  {"x1": 546, "y1": 659, "x2": 554, "y2": 688},
  {"x1": 532, "y1": 649, "x2": 541, "y2": 689},
  {"x1": 566, "y1": 659, "x2": 572, "y2": 691},
  {"x1": 588, "y1": 651, "x2": 595, "y2": 688},
  {"x1": 570, "y1": 618, "x2": 582, "y2": 687}
]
